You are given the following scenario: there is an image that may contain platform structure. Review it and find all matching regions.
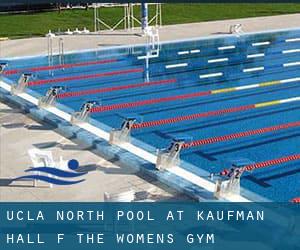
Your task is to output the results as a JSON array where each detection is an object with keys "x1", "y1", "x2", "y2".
[{"x1": 93, "y1": 3, "x2": 162, "y2": 32}]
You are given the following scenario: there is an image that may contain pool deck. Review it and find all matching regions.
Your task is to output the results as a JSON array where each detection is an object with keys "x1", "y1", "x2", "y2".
[
  {"x1": 1, "y1": 13, "x2": 299, "y2": 58},
  {"x1": 0, "y1": 14, "x2": 299, "y2": 202},
  {"x1": 0, "y1": 101, "x2": 191, "y2": 201}
]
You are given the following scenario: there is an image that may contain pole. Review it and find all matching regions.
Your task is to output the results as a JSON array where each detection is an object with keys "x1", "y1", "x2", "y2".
[{"x1": 141, "y1": 3, "x2": 148, "y2": 32}]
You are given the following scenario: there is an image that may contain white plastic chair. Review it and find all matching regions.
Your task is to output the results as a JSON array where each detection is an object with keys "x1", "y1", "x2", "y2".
[{"x1": 229, "y1": 24, "x2": 243, "y2": 35}]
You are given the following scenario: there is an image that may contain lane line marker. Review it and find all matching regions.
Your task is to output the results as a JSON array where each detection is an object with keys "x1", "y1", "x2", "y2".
[
  {"x1": 218, "y1": 45, "x2": 235, "y2": 50},
  {"x1": 208, "y1": 58, "x2": 228, "y2": 63},
  {"x1": 247, "y1": 53, "x2": 265, "y2": 58},
  {"x1": 283, "y1": 61, "x2": 300, "y2": 67},
  {"x1": 200, "y1": 72, "x2": 223, "y2": 78},
  {"x1": 282, "y1": 49, "x2": 300, "y2": 54},
  {"x1": 166, "y1": 63, "x2": 188, "y2": 69},
  {"x1": 252, "y1": 41, "x2": 270, "y2": 46},
  {"x1": 137, "y1": 54, "x2": 159, "y2": 60},
  {"x1": 285, "y1": 38, "x2": 300, "y2": 42},
  {"x1": 177, "y1": 51, "x2": 189, "y2": 55},
  {"x1": 243, "y1": 67, "x2": 264, "y2": 73},
  {"x1": 190, "y1": 49, "x2": 201, "y2": 54}
]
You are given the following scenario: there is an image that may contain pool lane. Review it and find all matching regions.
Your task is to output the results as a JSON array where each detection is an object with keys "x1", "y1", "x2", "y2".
[
  {"x1": 50, "y1": 52, "x2": 300, "y2": 113},
  {"x1": 18, "y1": 41, "x2": 300, "y2": 91},
  {"x1": 4, "y1": 29, "x2": 300, "y2": 89}
]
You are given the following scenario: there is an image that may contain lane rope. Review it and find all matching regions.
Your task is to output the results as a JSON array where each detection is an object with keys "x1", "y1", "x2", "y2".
[
  {"x1": 219, "y1": 154, "x2": 300, "y2": 178},
  {"x1": 182, "y1": 121, "x2": 300, "y2": 148},
  {"x1": 242, "y1": 154, "x2": 300, "y2": 172},
  {"x1": 90, "y1": 77, "x2": 300, "y2": 113},
  {"x1": 3, "y1": 59, "x2": 118, "y2": 75},
  {"x1": 57, "y1": 78, "x2": 177, "y2": 98},
  {"x1": 28, "y1": 68, "x2": 143, "y2": 86},
  {"x1": 131, "y1": 96, "x2": 300, "y2": 129},
  {"x1": 291, "y1": 197, "x2": 300, "y2": 203}
]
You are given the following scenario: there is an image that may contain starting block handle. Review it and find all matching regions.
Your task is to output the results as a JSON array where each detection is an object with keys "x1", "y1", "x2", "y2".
[
  {"x1": 71, "y1": 100, "x2": 99, "y2": 124},
  {"x1": 156, "y1": 139, "x2": 185, "y2": 170},
  {"x1": 11, "y1": 73, "x2": 32, "y2": 95},
  {"x1": 109, "y1": 117, "x2": 138, "y2": 145},
  {"x1": 0, "y1": 62, "x2": 8, "y2": 74},
  {"x1": 38, "y1": 86, "x2": 64, "y2": 108}
]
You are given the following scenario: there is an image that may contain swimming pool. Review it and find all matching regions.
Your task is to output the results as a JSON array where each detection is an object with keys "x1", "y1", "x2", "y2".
[{"x1": 1, "y1": 28, "x2": 300, "y2": 202}]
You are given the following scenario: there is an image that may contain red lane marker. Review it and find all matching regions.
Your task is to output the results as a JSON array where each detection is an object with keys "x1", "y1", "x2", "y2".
[
  {"x1": 3, "y1": 59, "x2": 118, "y2": 75},
  {"x1": 182, "y1": 121, "x2": 300, "y2": 148},
  {"x1": 131, "y1": 105, "x2": 255, "y2": 129},
  {"x1": 291, "y1": 197, "x2": 300, "y2": 203},
  {"x1": 220, "y1": 154, "x2": 300, "y2": 178},
  {"x1": 28, "y1": 68, "x2": 143, "y2": 86},
  {"x1": 243, "y1": 154, "x2": 300, "y2": 172},
  {"x1": 57, "y1": 78, "x2": 177, "y2": 99},
  {"x1": 91, "y1": 90, "x2": 213, "y2": 113}
]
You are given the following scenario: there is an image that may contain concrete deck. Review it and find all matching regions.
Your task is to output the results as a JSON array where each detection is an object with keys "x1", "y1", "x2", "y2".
[
  {"x1": 0, "y1": 14, "x2": 299, "y2": 201},
  {"x1": 0, "y1": 102, "x2": 190, "y2": 201},
  {"x1": 1, "y1": 14, "x2": 299, "y2": 58}
]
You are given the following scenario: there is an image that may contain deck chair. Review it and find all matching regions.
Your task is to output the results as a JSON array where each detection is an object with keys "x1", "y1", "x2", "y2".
[{"x1": 229, "y1": 24, "x2": 243, "y2": 35}]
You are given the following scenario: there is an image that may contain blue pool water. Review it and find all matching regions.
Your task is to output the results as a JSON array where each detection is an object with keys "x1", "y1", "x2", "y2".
[{"x1": 2, "y1": 28, "x2": 300, "y2": 201}]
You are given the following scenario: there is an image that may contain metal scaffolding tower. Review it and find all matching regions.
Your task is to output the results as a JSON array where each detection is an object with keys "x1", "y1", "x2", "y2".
[{"x1": 93, "y1": 3, "x2": 162, "y2": 32}]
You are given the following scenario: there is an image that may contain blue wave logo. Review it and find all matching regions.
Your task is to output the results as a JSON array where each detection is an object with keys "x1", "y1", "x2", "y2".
[{"x1": 13, "y1": 159, "x2": 86, "y2": 185}]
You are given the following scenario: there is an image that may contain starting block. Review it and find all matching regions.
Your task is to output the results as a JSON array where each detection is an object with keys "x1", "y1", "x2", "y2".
[
  {"x1": 214, "y1": 158, "x2": 254, "y2": 199},
  {"x1": 38, "y1": 86, "x2": 65, "y2": 108},
  {"x1": 0, "y1": 62, "x2": 7, "y2": 74},
  {"x1": 11, "y1": 73, "x2": 32, "y2": 95},
  {"x1": 156, "y1": 135, "x2": 192, "y2": 170},
  {"x1": 71, "y1": 101, "x2": 99, "y2": 124},
  {"x1": 109, "y1": 114, "x2": 143, "y2": 145}
]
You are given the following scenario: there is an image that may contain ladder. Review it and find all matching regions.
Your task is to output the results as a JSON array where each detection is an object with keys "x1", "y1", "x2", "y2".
[
  {"x1": 47, "y1": 35, "x2": 65, "y2": 75},
  {"x1": 58, "y1": 38, "x2": 65, "y2": 69},
  {"x1": 47, "y1": 35, "x2": 54, "y2": 75}
]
